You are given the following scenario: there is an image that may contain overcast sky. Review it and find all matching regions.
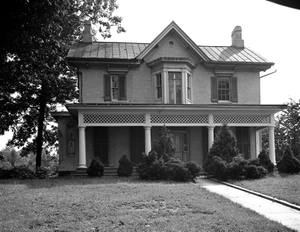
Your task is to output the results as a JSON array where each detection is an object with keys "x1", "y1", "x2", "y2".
[
  {"x1": 1, "y1": 0, "x2": 299, "y2": 150},
  {"x1": 102, "y1": 0, "x2": 300, "y2": 104}
]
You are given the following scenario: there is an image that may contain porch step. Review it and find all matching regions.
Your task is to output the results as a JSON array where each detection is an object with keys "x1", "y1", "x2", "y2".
[{"x1": 70, "y1": 167, "x2": 138, "y2": 177}]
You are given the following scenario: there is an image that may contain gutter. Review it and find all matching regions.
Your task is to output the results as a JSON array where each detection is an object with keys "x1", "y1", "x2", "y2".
[{"x1": 260, "y1": 69, "x2": 277, "y2": 78}]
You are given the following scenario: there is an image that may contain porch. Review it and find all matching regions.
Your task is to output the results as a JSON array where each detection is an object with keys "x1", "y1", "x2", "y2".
[{"x1": 55, "y1": 103, "x2": 284, "y2": 174}]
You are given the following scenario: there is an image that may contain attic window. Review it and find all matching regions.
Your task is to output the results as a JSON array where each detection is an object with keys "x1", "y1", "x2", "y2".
[{"x1": 169, "y1": 41, "x2": 174, "y2": 46}]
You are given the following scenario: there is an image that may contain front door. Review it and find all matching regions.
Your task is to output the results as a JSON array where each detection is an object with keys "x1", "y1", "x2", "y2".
[{"x1": 172, "y1": 132, "x2": 189, "y2": 161}]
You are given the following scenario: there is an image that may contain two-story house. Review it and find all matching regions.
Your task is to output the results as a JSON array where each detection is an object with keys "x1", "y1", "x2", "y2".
[{"x1": 53, "y1": 21, "x2": 284, "y2": 175}]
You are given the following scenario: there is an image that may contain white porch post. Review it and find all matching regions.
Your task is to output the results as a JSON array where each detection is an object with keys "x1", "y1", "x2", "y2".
[
  {"x1": 268, "y1": 125, "x2": 276, "y2": 165},
  {"x1": 78, "y1": 126, "x2": 87, "y2": 169},
  {"x1": 255, "y1": 130, "x2": 260, "y2": 157},
  {"x1": 144, "y1": 126, "x2": 152, "y2": 155},
  {"x1": 207, "y1": 126, "x2": 215, "y2": 150}
]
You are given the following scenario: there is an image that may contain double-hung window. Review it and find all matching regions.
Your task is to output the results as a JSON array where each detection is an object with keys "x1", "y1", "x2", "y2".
[
  {"x1": 168, "y1": 72, "x2": 182, "y2": 104},
  {"x1": 155, "y1": 73, "x2": 162, "y2": 99},
  {"x1": 211, "y1": 76, "x2": 238, "y2": 102},
  {"x1": 104, "y1": 74, "x2": 126, "y2": 101}
]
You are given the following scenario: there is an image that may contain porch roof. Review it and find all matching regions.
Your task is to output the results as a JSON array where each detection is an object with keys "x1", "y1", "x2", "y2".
[{"x1": 65, "y1": 103, "x2": 286, "y2": 118}]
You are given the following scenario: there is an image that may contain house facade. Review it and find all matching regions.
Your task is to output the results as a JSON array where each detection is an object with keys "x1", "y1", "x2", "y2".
[{"x1": 53, "y1": 21, "x2": 284, "y2": 174}]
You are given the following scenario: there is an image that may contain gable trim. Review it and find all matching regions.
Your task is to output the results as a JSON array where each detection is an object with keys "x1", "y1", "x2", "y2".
[{"x1": 136, "y1": 21, "x2": 210, "y2": 62}]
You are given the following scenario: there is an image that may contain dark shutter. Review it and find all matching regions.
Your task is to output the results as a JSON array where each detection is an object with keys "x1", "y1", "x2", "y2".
[
  {"x1": 231, "y1": 76, "x2": 238, "y2": 102},
  {"x1": 211, "y1": 76, "x2": 218, "y2": 102},
  {"x1": 104, "y1": 74, "x2": 111, "y2": 101},
  {"x1": 119, "y1": 76, "x2": 126, "y2": 100}
]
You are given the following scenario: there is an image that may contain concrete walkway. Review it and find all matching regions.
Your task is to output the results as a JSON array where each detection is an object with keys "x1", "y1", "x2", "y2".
[{"x1": 196, "y1": 177, "x2": 300, "y2": 231}]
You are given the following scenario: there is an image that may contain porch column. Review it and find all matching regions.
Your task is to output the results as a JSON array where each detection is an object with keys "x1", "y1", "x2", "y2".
[
  {"x1": 78, "y1": 126, "x2": 87, "y2": 169},
  {"x1": 255, "y1": 130, "x2": 260, "y2": 157},
  {"x1": 207, "y1": 126, "x2": 215, "y2": 150},
  {"x1": 268, "y1": 125, "x2": 276, "y2": 165},
  {"x1": 144, "y1": 126, "x2": 152, "y2": 155}
]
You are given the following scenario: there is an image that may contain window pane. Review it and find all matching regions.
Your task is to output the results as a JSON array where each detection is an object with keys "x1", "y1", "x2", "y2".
[
  {"x1": 187, "y1": 74, "x2": 191, "y2": 100},
  {"x1": 169, "y1": 78, "x2": 174, "y2": 103},
  {"x1": 169, "y1": 72, "x2": 181, "y2": 104},
  {"x1": 156, "y1": 73, "x2": 162, "y2": 99},
  {"x1": 218, "y1": 78, "x2": 230, "y2": 101},
  {"x1": 111, "y1": 76, "x2": 119, "y2": 100},
  {"x1": 176, "y1": 79, "x2": 182, "y2": 104}
]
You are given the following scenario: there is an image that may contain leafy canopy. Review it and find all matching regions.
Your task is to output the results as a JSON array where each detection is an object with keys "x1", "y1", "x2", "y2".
[{"x1": 0, "y1": 0, "x2": 125, "y2": 164}]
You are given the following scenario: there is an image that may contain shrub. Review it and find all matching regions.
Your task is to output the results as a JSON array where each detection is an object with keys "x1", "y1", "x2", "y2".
[
  {"x1": 226, "y1": 155, "x2": 248, "y2": 180},
  {"x1": 35, "y1": 166, "x2": 49, "y2": 179},
  {"x1": 136, "y1": 156, "x2": 166, "y2": 180},
  {"x1": 165, "y1": 158, "x2": 190, "y2": 181},
  {"x1": 277, "y1": 148, "x2": 300, "y2": 174},
  {"x1": 117, "y1": 155, "x2": 134, "y2": 177},
  {"x1": 258, "y1": 150, "x2": 274, "y2": 173},
  {"x1": 206, "y1": 124, "x2": 239, "y2": 163},
  {"x1": 185, "y1": 161, "x2": 202, "y2": 179},
  {"x1": 87, "y1": 157, "x2": 104, "y2": 177},
  {"x1": 245, "y1": 165, "x2": 267, "y2": 179},
  {"x1": 204, "y1": 156, "x2": 228, "y2": 180},
  {"x1": 150, "y1": 126, "x2": 176, "y2": 161}
]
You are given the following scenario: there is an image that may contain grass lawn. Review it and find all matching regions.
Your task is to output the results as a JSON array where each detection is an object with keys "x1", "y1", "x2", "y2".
[
  {"x1": 229, "y1": 172, "x2": 300, "y2": 206},
  {"x1": 0, "y1": 176, "x2": 296, "y2": 232}
]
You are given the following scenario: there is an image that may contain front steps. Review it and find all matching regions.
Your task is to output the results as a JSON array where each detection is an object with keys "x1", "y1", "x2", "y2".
[{"x1": 70, "y1": 167, "x2": 137, "y2": 176}]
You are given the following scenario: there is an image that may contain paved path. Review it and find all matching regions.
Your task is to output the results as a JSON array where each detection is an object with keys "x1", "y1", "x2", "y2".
[{"x1": 197, "y1": 177, "x2": 300, "y2": 231}]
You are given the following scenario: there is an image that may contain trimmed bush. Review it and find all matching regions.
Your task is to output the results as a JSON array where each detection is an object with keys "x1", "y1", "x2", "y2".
[
  {"x1": 226, "y1": 155, "x2": 248, "y2": 180},
  {"x1": 245, "y1": 165, "x2": 267, "y2": 179},
  {"x1": 165, "y1": 158, "x2": 190, "y2": 182},
  {"x1": 117, "y1": 155, "x2": 134, "y2": 177},
  {"x1": 205, "y1": 156, "x2": 227, "y2": 180},
  {"x1": 277, "y1": 148, "x2": 300, "y2": 174},
  {"x1": 258, "y1": 150, "x2": 274, "y2": 173},
  {"x1": 185, "y1": 161, "x2": 202, "y2": 179},
  {"x1": 87, "y1": 157, "x2": 104, "y2": 177}
]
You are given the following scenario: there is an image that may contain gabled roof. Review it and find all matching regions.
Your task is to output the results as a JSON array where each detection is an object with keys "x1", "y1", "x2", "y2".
[
  {"x1": 136, "y1": 21, "x2": 210, "y2": 61},
  {"x1": 66, "y1": 21, "x2": 274, "y2": 68}
]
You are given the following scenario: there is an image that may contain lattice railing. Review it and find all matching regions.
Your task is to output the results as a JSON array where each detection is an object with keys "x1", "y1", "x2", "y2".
[
  {"x1": 213, "y1": 115, "x2": 270, "y2": 124},
  {"x1": 151, "y1": 114, "x2": 209, "y2": 124},
  {"x1": 83, "y1": 114, "x2": 145, "y2": 124}
]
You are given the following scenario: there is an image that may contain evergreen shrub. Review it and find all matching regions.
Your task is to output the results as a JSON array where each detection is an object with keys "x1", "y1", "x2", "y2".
[
  {"x1": 87, "y1": 157, "x2": 104, "y2": 177},
  {"x1": 136, "y1": 126, "x2": 202, "y2": 182},
  {"x1": 258, "y1": 150, "x2": 274, "y2": 173},
  {"x1": 117, "y1": 155, "x2": 134, "y2": 177},
  {"x1": 277, "y1": 148, "x2": 300, "y2": 174},
  {"x1": 245, "y1": 165, "x2": 267, "y2": 179}
]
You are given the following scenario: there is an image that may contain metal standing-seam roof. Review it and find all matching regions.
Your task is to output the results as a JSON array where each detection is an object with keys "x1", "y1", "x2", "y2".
[
  {"x1": 198, "y1": 46, "x2": 270, "y2": 64},
  {"x1": 67, "y1": 42, "x2": 149, "y2": 60},
  {"x1": 67, "y1": 42, "x2": 272, "y2": 65}
]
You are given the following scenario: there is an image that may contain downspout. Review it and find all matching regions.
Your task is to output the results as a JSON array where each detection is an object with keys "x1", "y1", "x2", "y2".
[{"x1": 260, "y1": 69, "x2": 277, "y2": 78}]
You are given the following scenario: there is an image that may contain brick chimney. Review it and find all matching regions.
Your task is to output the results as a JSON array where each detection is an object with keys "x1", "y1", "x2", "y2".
[
  {"x1": 82, "y1": 20, "x2": 93, "y2": 43},
  {"x1": 231, "y1": 26, "x2": 244, "y2": 48}
]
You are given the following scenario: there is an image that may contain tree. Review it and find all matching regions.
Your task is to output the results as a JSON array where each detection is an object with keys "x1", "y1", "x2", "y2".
[
  {"x1": 262, "y1": 99, "x2": 300, "y2": 161},
  {"x1": 0, "y1": 0, "x2": 125, "y2": 167}
]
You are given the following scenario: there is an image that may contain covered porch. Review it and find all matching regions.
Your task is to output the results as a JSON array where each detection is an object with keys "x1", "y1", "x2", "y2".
[{"x1": 62, "y1": 103, "x2": 284, "y2": 173}]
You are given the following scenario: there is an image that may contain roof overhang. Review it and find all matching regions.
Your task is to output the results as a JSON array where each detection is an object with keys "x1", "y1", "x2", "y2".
[
  {"x1": 203, "y1": 61, "x2": 275, "y2": 72},
  {"x1": 65, "y1": 103, "x2": 286, "y2": 118},
  {"x1": 66, "y1": 57, "x2": 142, "y2": 69}
]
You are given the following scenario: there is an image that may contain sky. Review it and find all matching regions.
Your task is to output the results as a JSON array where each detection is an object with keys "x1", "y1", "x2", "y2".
[{"x1": 0, "y1": 0, "x2": 300, "y2": 150}]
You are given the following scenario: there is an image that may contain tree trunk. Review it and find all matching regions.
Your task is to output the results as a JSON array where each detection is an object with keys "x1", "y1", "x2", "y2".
[{"x1": 36, "y1": 82, "x2": 47, "y2": 168}]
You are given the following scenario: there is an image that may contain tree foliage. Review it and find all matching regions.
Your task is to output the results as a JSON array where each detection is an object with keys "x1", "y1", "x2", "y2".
[
  {"x1": 0, "y1": 0, "x2": 125, "y2": 166},
  {"x1": 262, "y1": 99, "x2": 300, "y2": 161}
]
